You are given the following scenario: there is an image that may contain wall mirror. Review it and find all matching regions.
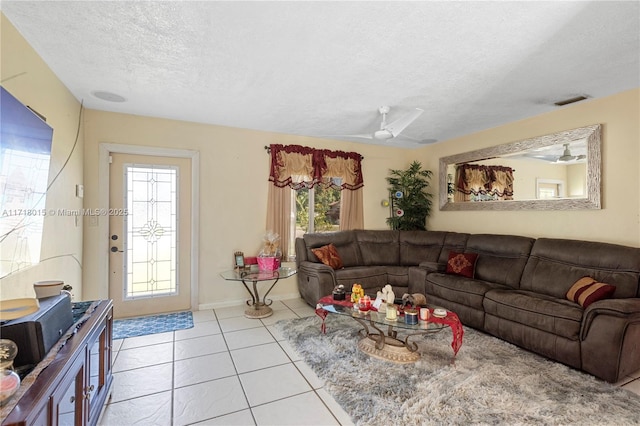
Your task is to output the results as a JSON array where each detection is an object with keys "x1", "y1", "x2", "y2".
[{"x1": 439, "y1": 124, "x2": 601, "y2": 211}]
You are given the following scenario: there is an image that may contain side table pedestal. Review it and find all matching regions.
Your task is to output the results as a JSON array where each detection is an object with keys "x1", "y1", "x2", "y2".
[{"x1": 220, "y1": 267, "x2": 297, "y2": 319}]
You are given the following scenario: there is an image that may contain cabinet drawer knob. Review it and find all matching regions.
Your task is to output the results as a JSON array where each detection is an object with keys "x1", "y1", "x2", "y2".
[{"x1": 69, "y1": 396, "x2": 75, "y2": 403}]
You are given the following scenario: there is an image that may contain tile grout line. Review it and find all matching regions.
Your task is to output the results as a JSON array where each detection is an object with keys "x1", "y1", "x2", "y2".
[{"x1": 214, "y1": 306, "x2": 259, "y2": 426}]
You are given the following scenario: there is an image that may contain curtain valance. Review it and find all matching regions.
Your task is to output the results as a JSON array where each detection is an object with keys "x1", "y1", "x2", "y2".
[
  {"x1": 455, "y1": 164, "x2": 514, "y2": 201},
  {"x1": 268, "y1": 144, "x2": 364, "y2": 190}
]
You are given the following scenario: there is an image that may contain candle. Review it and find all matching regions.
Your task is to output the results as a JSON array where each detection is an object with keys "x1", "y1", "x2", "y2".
[
  {"x1": 405, "y1": 309, "x2": 418, "y2": 325},
  {"x1": 385, "y1": 304, "x2": 397, "y2": 321},
  {"x1": 419, "y1": 307, "x2": 430, "y2": 321}
]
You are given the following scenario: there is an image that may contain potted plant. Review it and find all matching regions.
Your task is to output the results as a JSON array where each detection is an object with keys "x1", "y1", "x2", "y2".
[{"x1": 386, "y1": 161, "x2": 433, "y2": 231}]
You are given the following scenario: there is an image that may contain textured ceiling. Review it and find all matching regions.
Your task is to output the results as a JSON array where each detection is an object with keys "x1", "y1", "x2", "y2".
[{"x1": 2, "y1": 1, "x2": 639, "y2": 148}]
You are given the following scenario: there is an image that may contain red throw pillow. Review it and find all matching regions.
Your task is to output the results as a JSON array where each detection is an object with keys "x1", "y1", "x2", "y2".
[
  {"x1": 566, "y1": 276, "x2": 616, "y2": 308},
  {"x1": 311, "y1": 243, "x2": 344, "y2": 270},
  {"x1": 446, "y1": 251, "x2": 478, "y2": 278}
]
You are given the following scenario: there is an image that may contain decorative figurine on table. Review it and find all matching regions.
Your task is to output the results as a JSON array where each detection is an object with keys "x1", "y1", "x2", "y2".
[
  {"x1": 382, "y1": 284, "x2": 396, "y2": 319},
  {"x1": 401, "y1": 293, "x2": 427, "y2": 308},
  {"x1": 381, "y1": 285, "x2": 395, "y2": 305},
  {"x1": 350, "y1": 283, "x2": 364, "y2": 303},
  {"x1": 332, "y1": 284, "x2": 346, "y2": 301},
  {"x1": 374, "y1": 290, "x2": 386, "y2": 312}
]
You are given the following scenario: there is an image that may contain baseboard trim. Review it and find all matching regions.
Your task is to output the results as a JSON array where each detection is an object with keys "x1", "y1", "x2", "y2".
[{"x1": 198, "y1": 292, "x2": 302, "y2": 311}]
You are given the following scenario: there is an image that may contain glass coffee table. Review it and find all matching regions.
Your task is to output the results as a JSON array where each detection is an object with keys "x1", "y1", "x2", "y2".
[
  {"x1": 320, "y1": 304, "x2": 447, "y2": 364},
  {"x1": 220, "y1": 267, "x2": 296, "y2": 319}
]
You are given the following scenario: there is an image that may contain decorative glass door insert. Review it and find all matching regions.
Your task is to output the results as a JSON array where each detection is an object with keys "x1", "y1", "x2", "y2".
[{"x1": 124, "y1": 164, "x2": 178, "y2": 299}]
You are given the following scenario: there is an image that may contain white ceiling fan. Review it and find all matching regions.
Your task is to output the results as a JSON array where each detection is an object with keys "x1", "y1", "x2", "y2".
[
  {"x1": 556, "y1": 143, "x2": 586, "y2": 162},
  {"x1": 339, "y1": 106, "x2": 430, "y2": 143}
]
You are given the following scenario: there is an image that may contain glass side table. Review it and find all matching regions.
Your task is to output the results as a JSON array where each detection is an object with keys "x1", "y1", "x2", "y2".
[{"x1": 220, "y1": 267, "x2": 297, "y2": 318}]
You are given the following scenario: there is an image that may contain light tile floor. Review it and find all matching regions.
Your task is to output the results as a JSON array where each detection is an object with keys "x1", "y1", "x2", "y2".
[
  {"x1": 98, "y1": 297, "x2": 640, "y2": 425},
  {"x1": 99, "y1": 298, "x2": 353, "y2": 426}
]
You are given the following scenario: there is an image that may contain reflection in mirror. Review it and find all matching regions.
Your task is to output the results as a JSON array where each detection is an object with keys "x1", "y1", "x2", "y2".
[{"x1": 439, "y1": 125, "x2": 601, "y2": 211}]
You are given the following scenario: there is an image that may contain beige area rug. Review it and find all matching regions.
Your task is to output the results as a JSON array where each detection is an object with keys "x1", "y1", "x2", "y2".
[{"x1": 275, "y1": 315, "x2": 640, "y2": 425}]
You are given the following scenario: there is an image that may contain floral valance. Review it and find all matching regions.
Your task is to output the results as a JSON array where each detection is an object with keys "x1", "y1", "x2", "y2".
[
  {"x1": 455, "y1": 164, "x2": 514, "y2": 201},
  {"x1": 268, "y1": 144, "x2": 364, "y2": 190}
]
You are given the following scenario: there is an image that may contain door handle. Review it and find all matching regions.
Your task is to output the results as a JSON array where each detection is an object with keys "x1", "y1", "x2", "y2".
[{"x1": 110, "y1": 246, "x2": 123, "y2": 253}]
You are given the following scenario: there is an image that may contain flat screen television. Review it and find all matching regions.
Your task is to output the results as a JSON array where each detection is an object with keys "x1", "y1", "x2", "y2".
[{"x1": 0, "y1": 86, "x2": 54, "y2": 279}]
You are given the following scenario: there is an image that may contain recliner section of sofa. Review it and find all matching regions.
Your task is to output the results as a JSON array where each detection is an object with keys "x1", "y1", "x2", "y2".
[
  {"x1": 296, "y1": 230, "x2": 452, "y2": 303},
  {"x1": 295, "y1": 229, "x2": 640, "y2": 383}
]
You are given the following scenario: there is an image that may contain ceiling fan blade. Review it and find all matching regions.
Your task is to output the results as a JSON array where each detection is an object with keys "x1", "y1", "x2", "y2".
[
  {"x1": 323, "y1": 133, "x2": 373, "y2": 140},
  {"x1": 384, "y1": 108, "x2": 424, "y2": 137},
  {"x1": 395, "y1": 134, "x2": 437, "y2": 144}
]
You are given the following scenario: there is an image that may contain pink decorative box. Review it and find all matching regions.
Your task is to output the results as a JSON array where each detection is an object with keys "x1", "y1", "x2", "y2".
[{"x1": 257, "y1": 257, "x2": 280, "y2": 271}]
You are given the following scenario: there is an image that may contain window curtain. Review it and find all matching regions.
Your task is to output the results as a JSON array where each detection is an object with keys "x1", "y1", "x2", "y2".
[
  {"x1": 340, "y1": 187, "x2": 364, "y2": 230},
  {"x1": 267, "y1": 144, "x2": 364, "y2": 241},
  {"x1": 265, "y1": 184, "x2": 292, "y2": 258},
  {"x1": 455, "y1": 164, "x2": 514, "y2": 201}
]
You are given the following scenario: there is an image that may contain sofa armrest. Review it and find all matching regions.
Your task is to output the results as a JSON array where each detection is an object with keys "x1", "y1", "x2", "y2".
[
  {"x1": 295, "y1": 237, "x2": 309, "y2": 268},
  {"x1": 580, "y1": 298, "x2": 640, "y2": 382},
  {"x1": 581, "y1": 298, "x2": 640, "y2": 340},
  {"x1": 297, "y1": 261, "x2": 338, "y2": 306},
  {"x1": 419, "y1": 261, "x2": 445, "y2": 273}
]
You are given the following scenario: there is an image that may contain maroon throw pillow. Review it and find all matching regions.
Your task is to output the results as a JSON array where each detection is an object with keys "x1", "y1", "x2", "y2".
[
  {"x1": 446, "y1": 251, "x2": 478, "y2": 278},
  {"x1": 566, "y1": 276, "x2": 616, "y2": 308}
]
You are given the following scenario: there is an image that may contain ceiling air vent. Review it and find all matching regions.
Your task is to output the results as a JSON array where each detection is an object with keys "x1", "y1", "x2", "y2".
[{"x1": 554, "y1": 95, "x2": 589, "y2": 106}]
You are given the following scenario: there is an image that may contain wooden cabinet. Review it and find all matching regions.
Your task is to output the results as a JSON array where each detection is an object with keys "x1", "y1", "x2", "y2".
[{"x1": 2, "y1": 300, "x2": 113, "y2": 426}]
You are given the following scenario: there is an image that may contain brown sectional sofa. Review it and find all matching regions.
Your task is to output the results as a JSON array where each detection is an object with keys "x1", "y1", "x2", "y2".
[{"x1": 295, "y1": 229, "x2": 640, "y2": 383}]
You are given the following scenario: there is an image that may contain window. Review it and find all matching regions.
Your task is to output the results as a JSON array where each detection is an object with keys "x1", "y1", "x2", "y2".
[
  {"x1": 290, "y1": 178, "x2": 342, "y2": 257},
  {"x1": 536, "y1": 179, "x2": 565, "y2": 199}
]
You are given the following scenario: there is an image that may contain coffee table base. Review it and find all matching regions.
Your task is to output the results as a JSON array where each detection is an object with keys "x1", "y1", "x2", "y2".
[
  {"x1": 358, "y1": 336, "x2": 420, "y2": 364},
  {"x1": 245, "y1": 304, "x2": 273, "y2": 319}
]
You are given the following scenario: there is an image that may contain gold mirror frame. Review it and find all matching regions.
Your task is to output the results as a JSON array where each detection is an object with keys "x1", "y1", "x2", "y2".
[{"x1": 439, "y1": 124, "x2": 601, "y2": 211}]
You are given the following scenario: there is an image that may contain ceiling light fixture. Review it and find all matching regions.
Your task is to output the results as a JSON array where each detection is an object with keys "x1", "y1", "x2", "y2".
[{"x1": 91, "y1": 91, "x2": 126, "y2": 102}]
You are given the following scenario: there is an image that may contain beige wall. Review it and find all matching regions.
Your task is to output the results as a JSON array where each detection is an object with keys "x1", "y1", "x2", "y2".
[
  {"x1": 82, "y1": 110, "x2": 409, "y2": 307},
  {"x1": 419, "y1": 88, "x2": 640, "y2": 247},
  {"x1": 0, "y1": 15, "x2": 85, "y2": 300}
]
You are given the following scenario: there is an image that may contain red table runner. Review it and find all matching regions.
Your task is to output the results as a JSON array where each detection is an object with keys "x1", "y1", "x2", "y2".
[{"x1": 315, "y1": 295, "x2": 464, "y2": 356}]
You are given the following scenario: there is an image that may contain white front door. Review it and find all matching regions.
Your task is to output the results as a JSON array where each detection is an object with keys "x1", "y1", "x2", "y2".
[{"x1": 108, "y1": 153, "x2": 192, "y2": 318}]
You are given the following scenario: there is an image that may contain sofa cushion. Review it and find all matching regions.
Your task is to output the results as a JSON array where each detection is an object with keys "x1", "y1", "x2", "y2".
[
  {"x1": 484, "y1": 289, "x2": 583, "y2": 340},
  {"x1": 566, "y1": 277, "x2": 616, "y2": 308},
  {"x1": 425, "y1": 272, "x2": 506, "y2": 310},
  {"x1": 465, "y1": 234, "x2": 535, "y2": 288},
  {"x1": 334, "y1": 266, "x2": 388, "y2": 292},
  {"x1": 520, "y1": 238, "x2": 640, "y2": 299},
  {"x1": 399, "y1": 231, "x2": 448, "y2": 266},
  {"x1": 437, "y1": 232, "x2": 470, "y2": 264},
  {"x1": 311, "y1": 244, "x2": 343, "y2": 270},
  {"x1": 303, "y1": 231, "x2": 362, "y2": 267},
  {"x1": 385, "y1": 265, "x2": 410, "y2": 288},
  {"x1": 446, "y1": 251, "x2": 478, "y2": 278},
  {"x1": 355, "y1": 230, "x2": 400, "y2": 265}
]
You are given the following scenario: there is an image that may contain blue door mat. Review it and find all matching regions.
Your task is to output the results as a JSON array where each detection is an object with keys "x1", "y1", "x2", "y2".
[{"x1": 113, "y1": 311, "x2": 194, "y2": 340}]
